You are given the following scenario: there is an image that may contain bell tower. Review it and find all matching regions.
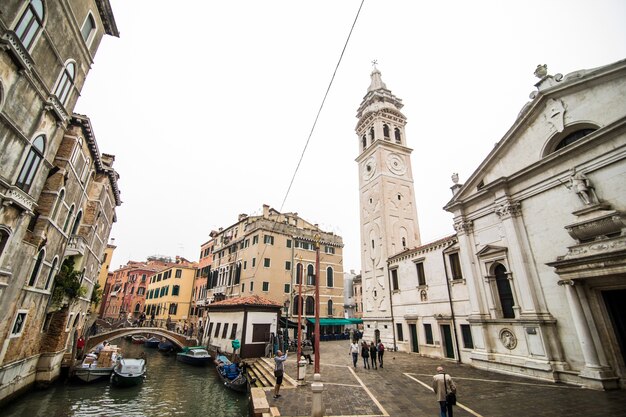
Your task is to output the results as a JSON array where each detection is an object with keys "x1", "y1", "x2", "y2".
[{"x1": 355, "y1": 65, "x2": 421, "y2": 343}]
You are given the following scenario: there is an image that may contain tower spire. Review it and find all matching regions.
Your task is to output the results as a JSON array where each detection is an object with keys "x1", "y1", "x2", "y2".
[{"x1": 368, "y1": 61, "x2": 387, "y2": 92}]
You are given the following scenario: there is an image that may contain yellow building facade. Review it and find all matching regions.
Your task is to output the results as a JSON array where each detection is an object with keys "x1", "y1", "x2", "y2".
[{"x1": 144, "y1": 257, "x2": 196, "y2": 329}]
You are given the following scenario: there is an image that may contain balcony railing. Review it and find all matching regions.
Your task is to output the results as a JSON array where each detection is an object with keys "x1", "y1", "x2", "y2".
[{"x1": 65, "y1": 236, "x2": 87, "y2": 257}]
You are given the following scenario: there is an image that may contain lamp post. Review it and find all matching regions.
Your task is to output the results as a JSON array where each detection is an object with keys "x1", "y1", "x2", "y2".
[
  {"x1": 283, "y1": 299, "x2": 290, "y2": 352},
  {"x1": 314, "y1": 234, "x2": 321, "y2": 374},
  {"x1": 296, "y1": 261, "x2": 303, "y2": 380}
]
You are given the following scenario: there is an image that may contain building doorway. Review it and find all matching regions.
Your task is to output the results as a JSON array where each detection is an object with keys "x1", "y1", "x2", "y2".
[
  {"x1": 441, "y1": 324, "x2": 455, "y2": 359},
  {"x1": 409, "y1": 324, "x2": 419, "y2": 353},
  {"x1": 603, "y1": 289, "x2": 626, "y2": 365},
  {"x1": 374, "y1": 329, "x2": 380, "y2": 343}
]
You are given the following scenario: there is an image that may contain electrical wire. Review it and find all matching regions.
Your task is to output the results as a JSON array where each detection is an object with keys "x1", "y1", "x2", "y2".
[{"x1": 279, "y1": 0, "x2": 366, "y2": 212}]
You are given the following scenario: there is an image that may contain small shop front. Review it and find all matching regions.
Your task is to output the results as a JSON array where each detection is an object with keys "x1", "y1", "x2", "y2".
[{"x1": 306, "y1": 318, "x2": 363, "y2": 341}]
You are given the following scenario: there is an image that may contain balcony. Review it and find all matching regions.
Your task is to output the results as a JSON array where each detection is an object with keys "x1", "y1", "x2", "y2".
[
  {"x1": 65, "y1": 236, "x2": 87, "y2": 257},
  {"x1": 3, "y1": 186, "x2": 36, "y2": 213},
  {"x1": 0, "y1": 30, "x2": 34, "y2": 71},
  {"x1": 213, "y1": 286, "x2": 225, "y2": 295}
]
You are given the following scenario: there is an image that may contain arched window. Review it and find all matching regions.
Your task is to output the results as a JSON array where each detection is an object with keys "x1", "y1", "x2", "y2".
[
  {"x1": 70, "y1": 137, "x2": 83, "y2": 165},
  {"x1": 15, "y1": 0, "x2": 44, "y2": 50},
  {"x1": 362, "y1": 135, "x2": 367, "y2": 150},
  {"x1": 72, "y1": 313, "x2": 80, "y2": 328},
  {"x1": 394, "y1": 128, "x2": 402, "y2": 144},
  {"x1": 307, "y1": 264, "x2": 315, "y2": 285},
  {"x1": 80, "y1": 13, "x2": 96, "y2": 43},
  {"x1": 81, "y1": 159, "x2": 90, "y2": 183},
  {"x1": 292, "y1": 295, "x2": 302, "y2": 315},
  {"x1": 63, "y1": 204, "x2": 75, "y2": 233},
  {"x1": 16, "y1": 135, "x2": 45, "y2": 192},
  {"x1": 54, "y1": 62, "x2": 76, "y2": 105},
  {"x1": 172, "y1": 285, "x2": 180, "y2": 296},
  {"x1": 0, "y1": 228, "x2": 10, "y2": 260},
  {"x1": 134, "y1": 303, "x2": 141, "y2": 313},
  {"x1": 296, "y1": 263, "x2": 303, "y2": 285},
  {"x1": 494, "y1": 263, "x2": 515, "y2": 318},
  {"x1": 28, "y1": 248, "x2": 45, "y2": 286},
  {"x1": 326, "y1": 267, "x2": 333, "y2": 287},
  {"x1": 383, "y1": 124, "x2": 390, "y2": 139},
  {"x1": 327, "y1": 299, "x2": 333, "y2": 316},
  {"x1": 369, "y1": 127, "x2": 375, "y2": 142},
  {"x1": 51, "y1": 189, "x2": 65, "y2": 223},
  {"x1": 71, "y1": 210, "x2": 82, "y2": 235},
  {"x1": 305, "y1": 296, "x2": 315, "y2": 315},
  {"x1": 44, "y1": 256, "x2": 58, "y2": 290},
  {"x1": 554, "y1": 128, "x2": 596, "y2": 152}
]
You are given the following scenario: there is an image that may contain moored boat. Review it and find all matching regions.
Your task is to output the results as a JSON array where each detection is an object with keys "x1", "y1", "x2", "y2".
[
  {"x1": 110, "y1": 358, "x2": 146, "y2": 387},
  {"x1": 131, "y1": 335, "x2": 147, "y2": 344},
  {"x1": 176, "y1": 347, "x2": 211, "y2": 366},
  {"x1": 214, "y1": 354, "x2": 250, "y2": 393},
  {"x1": 158, "y1": 339, "x2": 175, "y2": 354},
  {"x1": 144, "y1": 336, "x2": 160, "y2": 348},
  {"x1": 74, "y1": 346, "x2": 121, "y2": 383}
]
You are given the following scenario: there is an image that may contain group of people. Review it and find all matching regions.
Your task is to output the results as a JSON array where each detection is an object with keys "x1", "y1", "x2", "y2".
[{"x1": 349, "y1": 339, "x2": 385, "y2": 369}]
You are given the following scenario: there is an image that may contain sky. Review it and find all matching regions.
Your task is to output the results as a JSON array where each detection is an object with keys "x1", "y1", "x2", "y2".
[{"x1": 75, "y1": 0, "x2": 626, "y2": 273}]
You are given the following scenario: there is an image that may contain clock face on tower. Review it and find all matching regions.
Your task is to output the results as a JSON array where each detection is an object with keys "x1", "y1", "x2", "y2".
[
  {"x1": 386, "y1": 153, "x2": 406, "y2": 176},
  {"x1": 362, "y1": 156, "x2": 376, "y2": 181}
]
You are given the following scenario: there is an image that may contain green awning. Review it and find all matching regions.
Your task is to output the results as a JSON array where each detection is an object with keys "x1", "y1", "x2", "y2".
[
  {"x1": 347, "y1": 318, "x2": 363, "y2": 324},
  {"x1": 306, "y1": 318, "x2": 352, "y2": 326}
]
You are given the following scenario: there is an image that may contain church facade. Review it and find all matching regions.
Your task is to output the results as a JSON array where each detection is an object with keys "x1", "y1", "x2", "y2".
[{"x1": 356, "y1": 59, "x2": 626, "y2": 389}]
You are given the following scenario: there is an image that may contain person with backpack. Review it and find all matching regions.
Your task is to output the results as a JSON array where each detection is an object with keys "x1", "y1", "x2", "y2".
[
  {"x1": 369, "y1": 341, "x2": 378, "y2": 369},
  {"x1": 361, "y1": 341, "x2": 370, "y2": 369},
  {"x1": 377, "y1": 339, "x2": 385, "y2": 368},
  {"x1": 432, "y1": 366, "x2": 457, "y2": 417}
]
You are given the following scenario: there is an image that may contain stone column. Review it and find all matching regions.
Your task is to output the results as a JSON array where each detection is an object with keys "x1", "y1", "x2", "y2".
[{"x1": 557, "y1": 280, "x2": 600, "y2": 368}]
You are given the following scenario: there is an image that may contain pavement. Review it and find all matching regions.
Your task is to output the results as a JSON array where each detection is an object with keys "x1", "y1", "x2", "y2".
[{"x1": 261, "y1": 340, "x2": 626, "y2": 417}]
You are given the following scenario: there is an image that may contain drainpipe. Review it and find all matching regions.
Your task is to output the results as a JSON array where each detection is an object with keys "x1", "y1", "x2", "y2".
[
  {"x1": 386, "y1": 260, "x2": 397, "y2": 351},
  {"x1": 442, "y1": 243, "x2": 461, "y2": 363}
]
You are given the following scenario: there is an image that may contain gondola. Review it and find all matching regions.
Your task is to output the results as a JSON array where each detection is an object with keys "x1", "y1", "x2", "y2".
[
  {"x1": 214, "y1": 354, "x2": 249, "y2": 393},
  {"x1": 131, "y1": 335, "x2": 147, "y2": 344}
]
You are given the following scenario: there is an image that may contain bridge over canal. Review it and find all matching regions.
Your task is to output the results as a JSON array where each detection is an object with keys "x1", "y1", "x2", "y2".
[{"x1": 86, "y1": 327, "x2": 199, "y2": 350}]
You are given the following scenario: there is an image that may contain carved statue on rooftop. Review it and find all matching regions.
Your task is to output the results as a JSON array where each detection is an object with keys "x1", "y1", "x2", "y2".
[{"x1": 534, "y1": 64, "x2": 548, "y2": 78}]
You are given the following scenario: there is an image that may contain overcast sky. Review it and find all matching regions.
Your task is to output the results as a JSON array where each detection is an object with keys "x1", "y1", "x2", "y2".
[{"x1": 75, "y1": 0, "x2": 626, "y2": 273}]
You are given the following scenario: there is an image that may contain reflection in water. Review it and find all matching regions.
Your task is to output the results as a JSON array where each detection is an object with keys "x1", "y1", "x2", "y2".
[{"x1": 4, "y1": 339, "x2": 249, "y2": 417}]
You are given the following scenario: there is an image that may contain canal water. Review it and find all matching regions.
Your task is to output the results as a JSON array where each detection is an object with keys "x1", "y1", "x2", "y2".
[{"x1": 3, "y1": 338, "x2": 249, "y2": 417}]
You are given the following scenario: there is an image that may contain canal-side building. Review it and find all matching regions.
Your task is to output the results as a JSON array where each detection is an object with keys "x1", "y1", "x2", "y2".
[
  {"x1": 92, "y1": 242, "x2": 115, "y2": 315},
  {"x1": 0, "y1": 0, "x2": 119, "y2": 403},
  {"x1": 190, "y1": 239, "x2": 213, "y2": 330},
  {"x1": 205, "y1": 295, "x2": 281, "y2": 358},
  {"x1": 144, "y1": 256, "x2": 197, "y2": 329},
  {"x1": 443, "y1": 60, "x2": 626, "y2": 389},
  {"x1": 202, "y1": 205, "x2": 345, "y2": 338}
]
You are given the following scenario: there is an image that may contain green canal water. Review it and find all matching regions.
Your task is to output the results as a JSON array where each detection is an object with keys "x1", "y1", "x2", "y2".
[{"x1": 3, "y1": 339, "x2": 249, "y2": 417}]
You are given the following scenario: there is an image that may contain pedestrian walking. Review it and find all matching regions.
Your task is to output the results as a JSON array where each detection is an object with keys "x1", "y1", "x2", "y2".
[
  {"x1": 273, "y1": 350, "x2": 288, "y2": 399},
  {"x1": 361, "y1": 341, "x2": 370, "y2": 369},
  {"x1": 432, "y1": 366, "x2": 457, "y2": 417},
  {"x1": 377, "y1": 339, "x2": 384, "y2": 368},
  {"x1": 369, "y1": 341, "x2": 378, "y2": 369},
  {"x1": 349, "y1": 340, "x2": 360, "y2": 368}
]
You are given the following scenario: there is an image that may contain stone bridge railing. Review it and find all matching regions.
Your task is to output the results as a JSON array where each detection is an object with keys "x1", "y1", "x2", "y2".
[{"x1": 86, "y1": 327, "x2": 198, "y2": 350}]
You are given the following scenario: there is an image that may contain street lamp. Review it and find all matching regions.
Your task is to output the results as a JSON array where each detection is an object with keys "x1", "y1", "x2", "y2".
[{"x1": 283, "y1": 299, "x2": 290, "y2": 352}]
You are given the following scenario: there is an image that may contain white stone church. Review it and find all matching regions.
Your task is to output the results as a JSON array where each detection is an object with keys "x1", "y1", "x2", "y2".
[{"x1": 355, "y1": 59, "x2": 626, "y2": 390}]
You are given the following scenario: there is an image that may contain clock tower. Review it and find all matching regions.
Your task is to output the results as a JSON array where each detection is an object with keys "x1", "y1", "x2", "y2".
[{"x1": 355, "y1": 66, "x2": 421, "y2": 344}]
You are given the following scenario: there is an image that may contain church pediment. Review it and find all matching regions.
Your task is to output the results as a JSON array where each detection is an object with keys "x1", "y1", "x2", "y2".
[
  {"x1": 476, "y1": 245, "x2": 508, "y2": 258},
  {"x1": 445, "y1": 59, "x2": 626, "y2": 208}
]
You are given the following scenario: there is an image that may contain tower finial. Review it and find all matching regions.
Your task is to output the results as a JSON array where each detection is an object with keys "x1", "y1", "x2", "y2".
[{"x1": 371, "y1": 59, "x2": 378, "y2": 70}]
